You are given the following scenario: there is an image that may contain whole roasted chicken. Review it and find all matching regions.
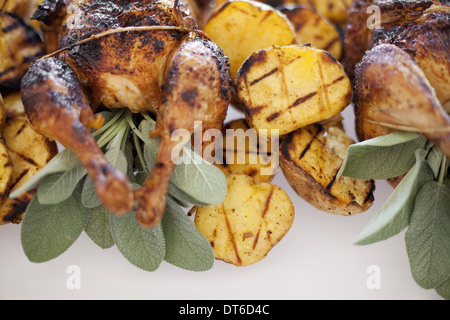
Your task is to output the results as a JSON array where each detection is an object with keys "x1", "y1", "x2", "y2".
[
  {"x1": 344, "y1": 0, "x2": 450, "y2": 160},
  {"x1": 21, "y1": 0, "x2": 232, "y2": 227}
]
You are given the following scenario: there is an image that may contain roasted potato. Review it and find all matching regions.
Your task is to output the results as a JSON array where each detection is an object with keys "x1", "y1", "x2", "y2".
[
  {"x1": 235, "y1": 45, "x2": 352, "y2": 137},
  {"x1": 194, "y1": 174, "x2": 295, "y2": 266},
  {"x1": 215, "y1": 119, "x2": 279, "y2": 182},
  {"x1": 280, "y1": 124, "x2": 375, "y2": 215},
  {"x1": 0, "y1": 12, "x2": 45, "y2": 92},
  {"x1": 0, "y1": 115, "x2": 58, "y2": 224},
  {"x1": 0, "y1": 93, "x2": 5, "y2": 131},
  {"x1": 256, "y1": 0, "x2": 353, "y2": 26},
  {"x1": 279, "y1": 5, "x2": 343, "y2": 60},
  {"x1": 0, "y1": 137, "x2": 13, "y2": 202},
  {"x1": 204, "y1": 0, "x2": 297, "y2": 80},
  {"x1": 355, "y1": 44, "x2": 450, "y2": 160},
  {"x1": 1, "y1": 91, "x2": 25, "y2": 117}
]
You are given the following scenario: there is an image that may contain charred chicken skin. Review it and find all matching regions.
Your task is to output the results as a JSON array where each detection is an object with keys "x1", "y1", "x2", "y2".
[
  {"x1": 21, "y1": 0, "x2": 232, "y2": 227},
  {"x1": 344, "y1": 0, "x2": 450, "y2": 159}
]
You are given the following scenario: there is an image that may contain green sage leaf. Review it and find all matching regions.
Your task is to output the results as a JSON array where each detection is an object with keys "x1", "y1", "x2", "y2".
[
  {"x1": 162, "y1": 197, "x2": 214, "y2": 271},
  {"x1": 338, "y1": 132, "x2": 427, "y2": 180},
  {"x1": 405, "y1": 181, "x2": 450, "y2": 289},
  {"x1": 110, "y1": 211, "x2": 165, "y2": 272},
  {"x1": 84, "y1": 206, "x2": 115, "y2": 249},
  {"x1": 9, "y1": 148, "x2": 82, "y2": 199},
  {"x1": 354, "y1": 149, "x2": 434, "y2": 245},
  {"x1": 21, "y1": 183, "x2": 91, "y2": 263},
  {"x1": 435, "y1": 276, "x2": 450, "y2": 300},
  {"x1": 36, "y1": 165, "x2": 87, "y2": 205}
]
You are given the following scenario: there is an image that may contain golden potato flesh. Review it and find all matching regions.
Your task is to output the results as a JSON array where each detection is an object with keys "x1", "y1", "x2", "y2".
[
  {"x1": 0, "y1": 116, "x2": 58, "y2": 224},
  {"x1": 204, "y1": 0, "x2": 297, "y2": 81},
  {"x1": 2, "y1": 92, "x2": 25, "y2": 117},
  {"x1": 194, "y1": 174, "x2": 295, "y2": 266},
  {"x1": 215, "y1": 119, "x2": 279, "y2": 182},
  {"x1": 279, "y1": 5, "x2": 343, "y2": 60},
  {"x1": 280, "y1": 124, "x2": 375, "y2": 215},
  {"x1": 0, "y1": 138, "x2": 13, "y2": 201},
  {"x1": 0, "y1": 94, "x2": 5, "y2": 132},
  {"x1": 236, "y1": 45, "x2": 352, "y2": 137}
]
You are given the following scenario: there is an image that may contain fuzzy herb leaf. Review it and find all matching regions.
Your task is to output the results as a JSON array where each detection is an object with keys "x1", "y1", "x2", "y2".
[
  {"x1": 162, "y1": 197, "x2": 214, "y2": 271},
  {"x1": 338, "y1": 132, "x2": 427, "y2": 180},
  {"x1": 21, "y1": 183, "x2": 91, "y2": 263},
  {"x1": 405, "y1": 181, "x2": 450, "y2": 289},
  {"x1": 84, "y1": 206, "x2": 115, "y2": 249},
  {"x1": 36, "y1": 165, "x2": 87, "y2": 205},
  {"x1": 354, "y1": 149, "x2": 434, "y2": 245}
]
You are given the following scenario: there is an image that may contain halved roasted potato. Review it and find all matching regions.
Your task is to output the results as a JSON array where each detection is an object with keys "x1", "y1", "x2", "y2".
[
  {"x1": 194, "y1": 174, "x2": 295, "y2": 266},
  {"x1": 0, "y1": 137, "x2": 13, "y2": 201},
  {"x1": 215, "y1": 119, "x2": 279, "y2": 182},
  {"x1": 279, "y1": 5, "x2": 343, "y2": 60},
  {"x1": 0, "y1": 115, "x2": 58, "y2": 224},
  {"x1": 204, "y1": 0, "x2": 297, "y2": 80},
  {"x1": 0, "y1": 12, "x2": 45, "y2": 92},
  {"x1": 0, "y1": 93, "x2": 5, "y2": 131},
  {"x1": 235, "y1": 45, "x2": 352, "y2": 137},
  {"x1": 1, "y1": 91, "x2": 25, "y2": 117},
  {"x1": 280, "y1": 124, "x2": 375, "y2": 215}
]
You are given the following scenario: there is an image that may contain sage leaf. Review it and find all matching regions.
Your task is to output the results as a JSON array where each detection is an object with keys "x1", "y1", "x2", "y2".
[
  {"x1": 37, "y1": 165, "x2": 87, "y2": 205},
  {"x1": 354, "y1": 149, "x2": 434, "y2": 245},
  {"x1": 405, "y1": 181, "x2": 450, "y2": 289},
  {"x1": 435, "y1": 276, "x2": 450, "y2": 300},
  {"x1": 162, "y1": 197, "x2": 214, "y2": 271},
  {"x1": 338, "y1": 132, "x2": 427, "y2": 180},
  {"x1": 9, "y1": 148, "x2": 81, "y2": 199},
  {"x1": 81, "y1": 148, "x2": 128, "y2": 208},
  {"x1": 427, "y1": 146, "x2": 444, "y2": 179},
  {"x1": 21, "y1": 183, "x2": 91, "y2": 263},
  {"x1": 142, "y1": 134, "x2": 227, "y2": 206},
  {"x1": 110, "y1": 211, "x2": 165, "y2": 272},
  {"x1": 84, "y1": 206, "x2": 115, "y2": 249}
]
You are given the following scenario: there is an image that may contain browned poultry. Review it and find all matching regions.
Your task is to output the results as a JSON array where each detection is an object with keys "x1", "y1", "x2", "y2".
[
  {"x1": 20, "y1": 0, "x2": 232, "y2": 227},
  {"x1": 344, "y1": 0, "x2": 450, "y2": 160}
]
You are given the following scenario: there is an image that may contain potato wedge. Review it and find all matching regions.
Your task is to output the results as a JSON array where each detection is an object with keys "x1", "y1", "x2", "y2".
[
  {"x1": 204, "y1": 0, "x2": 297, "y2": 81},
  {"x1": 194, "y1": 174, "x2": 294, "y2": 266},
  {"x1": 0, "y1": 137, "x2": 13, "y2": 201},
  {"x1": 0, "y1": 115, "x2": 58, "y2": 224},
  {"x1": 215, "y1": 119, "x2": 279, "y2": 182},
  {"x1": 279, "y1": 5, "x2": 343, "y2": 60},
  {"x1": 1, "y1": 91, "x2": 25, "y2": 117},
  {"x1": 0, "y1": 93, "x2": 5, "y2": 132},
  {"x1": 280, "y1": 124, "x2": 375, "y2": 215},
  {"x1": 0, "y1": 12, "x2": 45, "y2": 92},
  {"x1": 235, "y1": 45, "x2": 352, "y2": 137}
]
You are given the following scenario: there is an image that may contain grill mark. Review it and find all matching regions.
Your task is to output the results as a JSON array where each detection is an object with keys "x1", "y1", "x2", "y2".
[
  {"x1": 262, "y1": 186, "x2": 274, "y2": 218},
  {"x1": 0, "y1": 66, "x2": 15, "y2": 77},
  {"x1": 323, "y1": 37, "x2": 339, "y2": 52},
  {"x1": 330, "y1": 76, "x2": 345, "y2": 85},
  {"x1": 8, "y1": 168, "x2": 29, "y2": 190},
  {"x1": 363, "y1": 182, "x2": 376, "y2": 204},
  {"x1": 299, "y1": 141, "x2": 312, "y2": 160},
  {"x1": 259, "y1": 10, "x2": 273, "y2": 23},
  {"x1": 266, "y1": 112, "x2": 280, "y2": 122},
  {"x1": 289, "y1": 92, "x2": 317, "y2": 109},
  {"x1": 252, "y1": 230, "x2": 260, "y2": 250},
  {"x1": 250, "y1": 67, "x2": 278, "y2": 86},
  {"x1": 223, "y1": 204, "x2": 242, "y2": 265},
  {"x1": 325, "y1": 170, "x2": 339, "y2": 191},
  {"x1": 2, "y1": 20, "x2": 21, "y2": 33},
  {"x1": 18, "y1": 153, "x2": 39, "y2": 166}
]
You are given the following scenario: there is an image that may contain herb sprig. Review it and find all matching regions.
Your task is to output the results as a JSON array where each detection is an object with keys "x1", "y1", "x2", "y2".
[
  {"x1": 339, "y1": 131, "x2": 450, "y2": 299},
  {"x1": 17, "y1": 109, "x2": 227, "y2": 272}
]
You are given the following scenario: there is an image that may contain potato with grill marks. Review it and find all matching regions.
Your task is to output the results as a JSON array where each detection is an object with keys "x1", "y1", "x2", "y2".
[
  {"x1": 204, "y1": 0, "x2": 297, "y2": 81},
  {"x1": 280, "y1": 124, "x2": 375, "y2": 215},
  {"x1": 194, "y1": 174, "x2": 294, "y2": 266},
  {"x1": 0, "y1": 94, "x2": 13, "y2": 203},
  {"x1": 235, "y1": 45, "x2": 352, "y2": 138},
  {"x1": 0, "y1": 115, "x2": 57, "y2": 224}
]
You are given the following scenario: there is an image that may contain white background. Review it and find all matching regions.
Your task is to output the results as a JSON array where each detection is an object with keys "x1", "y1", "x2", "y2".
[{"x1": 0, "y1": 105, "x2": 443, "y2": 300}]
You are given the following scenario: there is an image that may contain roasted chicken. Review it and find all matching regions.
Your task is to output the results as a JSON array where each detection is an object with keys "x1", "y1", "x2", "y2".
[
  {"x1": 20, "y1": 0, "x2": 232, "y2": 227},
  {"x1": 344, "y1": 0, "x2": 450, "y2": 159}
]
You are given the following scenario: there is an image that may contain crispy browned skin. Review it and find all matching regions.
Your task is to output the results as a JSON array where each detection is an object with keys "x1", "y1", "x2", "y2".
[
  {"x1": 355, "y1": 44, "x2": 450, "y2": 159},
  {"x1": 21, "y1": 0, "x2": 231, "y2": 227},
  {"x1": 344, "y1": 0, "x2": 450, "y2": 111}
]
